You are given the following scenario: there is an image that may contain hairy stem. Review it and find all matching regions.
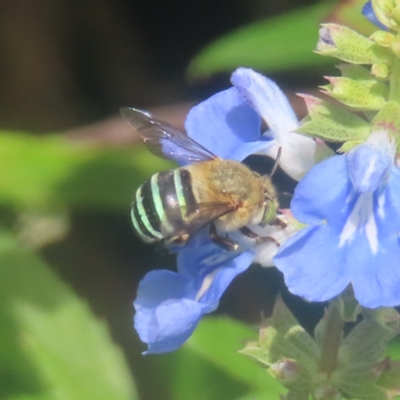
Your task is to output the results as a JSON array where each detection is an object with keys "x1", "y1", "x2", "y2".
[
  {"x1": 389, "y1": 55, "x2": 400, "y2": 103},
  {"x1": 319, "y1": 304, "x2": 344, "y2": 376}
]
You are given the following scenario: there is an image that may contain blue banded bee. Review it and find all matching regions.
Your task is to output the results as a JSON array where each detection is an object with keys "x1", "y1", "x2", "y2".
[{"x1": 121, "y1": 107, "x2": 280, "y2": 251}]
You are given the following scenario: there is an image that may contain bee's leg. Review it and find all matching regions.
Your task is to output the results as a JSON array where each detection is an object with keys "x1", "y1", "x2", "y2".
[
  {"x1": 209, "y1": 224, "x2": 239, "y2": 251},
  {"x1": 239, "y1": 226, "x2": 280, "y2": 247},
  {"x1": 170, "y1": 233, "x2": 190, "y2": 245},
  {"x1": 270, "y1": 217, "x2": 287, "y2": 229}
]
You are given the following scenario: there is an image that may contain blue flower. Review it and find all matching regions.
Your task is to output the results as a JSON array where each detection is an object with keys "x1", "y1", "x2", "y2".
[
  {"x1": 134, "y1": 68, "x2": 318, "y2": 353},
  {"x1": 274, "y1": 130, "x2": 400, "y2": 308},
  {"x1": 134, "y1": 244, "x2": 254, "y2": 354},
  {"x1": 362, "y1": 1, "x2": 389, "y2": 30}
]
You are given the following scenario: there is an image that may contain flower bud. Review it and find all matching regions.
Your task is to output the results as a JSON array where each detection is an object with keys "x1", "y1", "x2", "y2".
[
  {"x1": 363, "y1": 307, "x2": 400, "y2": 332},
  {"x1": 320, "y1": 75, "x2": 388, "y2": 110},
  {"x1": 370, "y1": 30, "x2": 395, "y2": 47},
  {"x1": 376, "y1": 358, "x2": 400, "y2": 398},
  {"x1": 371, "y1": 0, "x2": 400, "y2": 31},
  {"x1": 316, "y1": 23, "x2": 391, "y2": 64},
  {"x1": 297, "y1": 94, "x2": 370, "y2": 142},
  {"x1": 270, "y1": 358, "x2": 302, "y2": 383},
  {"x1": 371, "y1": 62, "x2": 390, "y2": 79}
]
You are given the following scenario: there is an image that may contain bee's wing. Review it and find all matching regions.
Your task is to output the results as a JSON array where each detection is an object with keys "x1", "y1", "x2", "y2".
[
  {"x1": 184, "y1": 201, "x2": 235, "y2": 233},
  {"x1": 121, "y1": 107, "x2": 216, "y2": 164}
]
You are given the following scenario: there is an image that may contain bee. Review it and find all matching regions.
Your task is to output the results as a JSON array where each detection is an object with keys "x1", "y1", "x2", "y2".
[{"x1": 121, "y1": 107, "x2": 281, "y2": 251}]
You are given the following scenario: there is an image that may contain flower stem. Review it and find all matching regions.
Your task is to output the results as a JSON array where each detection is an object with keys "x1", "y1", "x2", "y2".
[
  {"x1": 389, "y1": 55, "x2": 400, "y2": 103},
  {"x1": 319, "y1": 304, "x2": 344, "y2": 376}
]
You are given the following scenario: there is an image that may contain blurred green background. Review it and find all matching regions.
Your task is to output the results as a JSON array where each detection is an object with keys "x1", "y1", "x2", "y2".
[{"x1": 0, "y1": 0, "x2": 381, "y2": 399}]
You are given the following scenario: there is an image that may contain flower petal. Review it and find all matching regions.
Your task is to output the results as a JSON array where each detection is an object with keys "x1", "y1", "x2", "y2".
[
  {"x1": 348, "y1": 169, "x2": 400, "y2": 307},
  {"x1": 185, "y1": 87, "x2": 270, "y2": 160},
  {"x1": 195, "y1": 251, "x2": 254, "y2": 309},
  {"x1": 290, "y1": 155, "x2": 351, "y2": 224},
  {"x1": 134, "y1": 270, "x2": 205, "y2": 354},
  {"x1": 362, "y1": 1, "x2": 388, "y2": 30},
  {"x1": 231, "y1": 68, "x2": 298, "y2": 135},
  {"x1": 231, "y1": 67, "x2": 320, "y2": 180},
  {"x1": 177, "y1": 245, "x2": 254, "y2": 311},
  {"x1": 274, "y1": 225, "x2": 350, "y2": 302},
  {"x1": 346, "y1": 131, "x2": 394, "y2": 193}
]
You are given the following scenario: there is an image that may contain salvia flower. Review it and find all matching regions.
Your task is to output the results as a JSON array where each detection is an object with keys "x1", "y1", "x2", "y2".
[
  {"x1": 274, "y1": 129, "x2": 400, "y2": 308},
  {"x1": 362, "y1": 1, "x2": 389, "y2": 30},
  {"x1": 134, "y1": 68, "x2": 319, "y2": 353}
]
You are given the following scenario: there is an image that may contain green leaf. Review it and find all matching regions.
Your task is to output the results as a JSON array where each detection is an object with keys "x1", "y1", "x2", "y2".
[
  {"x1": 0, "y1": 228, "x2": 137, "y2": 400},
  {"x1": 0, "y1": 132, "x2": 172, "y2": 211},
  {"x1": 187, "y1": 2, "x2": 335, "y2": 80},
  {"x1": 154, "y1": 317, "x2": 286, "y2": 399}
]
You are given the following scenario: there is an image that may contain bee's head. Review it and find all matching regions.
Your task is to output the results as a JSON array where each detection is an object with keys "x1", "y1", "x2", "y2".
[
  {"x1": 260, "y1": 198, "x2": 278, "y2": 227},
  {"x1": 259, "y1": 177, "x2": 278, "y2": 226}
]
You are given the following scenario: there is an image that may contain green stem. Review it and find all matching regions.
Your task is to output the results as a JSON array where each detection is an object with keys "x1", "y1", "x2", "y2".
[
  {"x1": 319, "y1": 304, "x2": 344, "y2": 376},
  {"x1": 389, "y1": 55, "x2": 400, "y2": 103}
]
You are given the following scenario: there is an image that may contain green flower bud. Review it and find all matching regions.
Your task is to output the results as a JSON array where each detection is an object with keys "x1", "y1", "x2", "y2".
[
  {"x1": 370, "y1": 30, "x2": 395, "y2": 47},
  {"x1": 320, "y1": 74, "x2": 388, "y2": 110},
  {"x1": 376, "y1": 358, "x2": 400, "y2": 398},
  {"x1": 270, "y1": 358, "x2": 303, "y2": 383},
  {"x1": 371, "y1": 101, "x2": 400, "y2": 149},
  {"x1": 371, "y1": 62, "x2": 391, "y2": 79},
  {"x1": 362, "y1": 307, "x2": 400, "y2": 332},
  {"x1": 313, "y1": 384, "x2": 342, "y2": 400},
  {"x1": 316, "y1": 23, "x2": 391, "y2": 64},
  {"x1": 371, "y1": 0, "x2": 399, "y2": 31},
  {"x1": 390, "y1": 36, "x2": 400, "y2": 56},
  {"x1": 297, "y1": 94, "x2": 370, "y2": 143}
]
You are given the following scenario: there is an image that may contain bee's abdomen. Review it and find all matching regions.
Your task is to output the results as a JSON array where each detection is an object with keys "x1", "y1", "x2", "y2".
[{"x1": 131, "y1": 168, "x2": 197, "y2": 243}]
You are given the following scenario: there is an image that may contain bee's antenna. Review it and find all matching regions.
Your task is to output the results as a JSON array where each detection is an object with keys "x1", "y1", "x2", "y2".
[{"x1": 269, "y1": 147, "x2": 282, "y2": 177}]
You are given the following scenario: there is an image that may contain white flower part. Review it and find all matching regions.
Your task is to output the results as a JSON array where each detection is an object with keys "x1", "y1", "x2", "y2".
[
  {"x1": 221, "y1": 213, "x2": 299, "y2": 267},
  {"x1": 252, "y1": 219, "x2": 299, "y2": 267},
  {"x1": 195, "y1": 268, "x2": 220, "y2": 301},
  {"x1": 338, "y1": 192, "x2": 379, "y2": 254},
  {"x1": 368, "y1": 129, "x2": 396, "y2": 157},
  {"x1": 347, "y1": 129, "x2": 395, "y2": 193},
  {"x1": 231, "y1": 68, "x2": 329, "y2": 181},
  {"x1": 264, "y1": 136, "x2": 321, "y2": 181}
]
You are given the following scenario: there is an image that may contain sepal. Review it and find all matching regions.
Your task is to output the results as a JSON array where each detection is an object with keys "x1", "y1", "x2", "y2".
[
  {"x1": 316, "y1": 23, "x2": 391, "y2": 64},
  {"x1": 297, "y1": 94, "x2": 370, "y2": 142},
  {"x1": 335, "y1": 287, "x2": 362, "y2": 323},
  {"x1": 370, "y1": 0, "x2": 400, "y2": 31},
  {"x1": 371, "y1": 62, "x2": 391, "y2": 79},
  {"x1": 240, "y1": 297, "x2": 319, "y2": 393},
  {"x1": 376, "y1": 358, "x2": 400, "y2": 398},
  {"x1": 371, "y1": 101, "x2": 400, "y2": 144},
  {"x1": 362, "y1": 307, "x2": 400, "y2": 332},
  {"x1": 370, "y1": 30, "x2": 395, "y2": 47},
  {"x1": 281, "y1": 391, "x2": 310, "y2": 400},
  {"x1": 321, "y1": 65, "x2": 389, "y2": 110}
]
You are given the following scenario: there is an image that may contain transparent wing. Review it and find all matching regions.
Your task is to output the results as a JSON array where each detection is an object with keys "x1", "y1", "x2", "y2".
[
  {"x1": 121, "y1": 107, "x2": 216, "y2": 164},
  {"x1": 185, "y1": 201, "x2": 235, "y2": 231}
]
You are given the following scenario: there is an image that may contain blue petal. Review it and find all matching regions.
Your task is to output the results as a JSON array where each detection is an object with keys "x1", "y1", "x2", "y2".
[
  {"x1": 178, "y1": 246, "x2": 254, "y2": 311},
  {"x1": 362, "y1": 1, "x2": 388, "y2": 30},
  {"x1": 177, "y1": 241, "x2": 248, "y2": 277},
  {"x1": 147, "y1": 299, "x2": 204, "y2": 353},
  {"x1": 274, "y1": 225, "x2": 350, "y2": 302},
  {"x1": 134, "y1": 270, "x2": 206, "y2": 354},
  {"x1": 185, "y1": 87, "x2": 271, "y2": 161},
  {"x1": 276, "y1": 166, "x2": 400, "y2": 308},
  {"x1": 290, "y1": 155, "x2": 351, "y2": 224},
  {"x1": 348, "y1": 169, "x2": 400, "y2": 307},
  {"x1": 346, "y1": 143, "x2": 392, "y2": 192},
  {"x1": 231, "y1": 68, "x2": 298, "y2": 139}
]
